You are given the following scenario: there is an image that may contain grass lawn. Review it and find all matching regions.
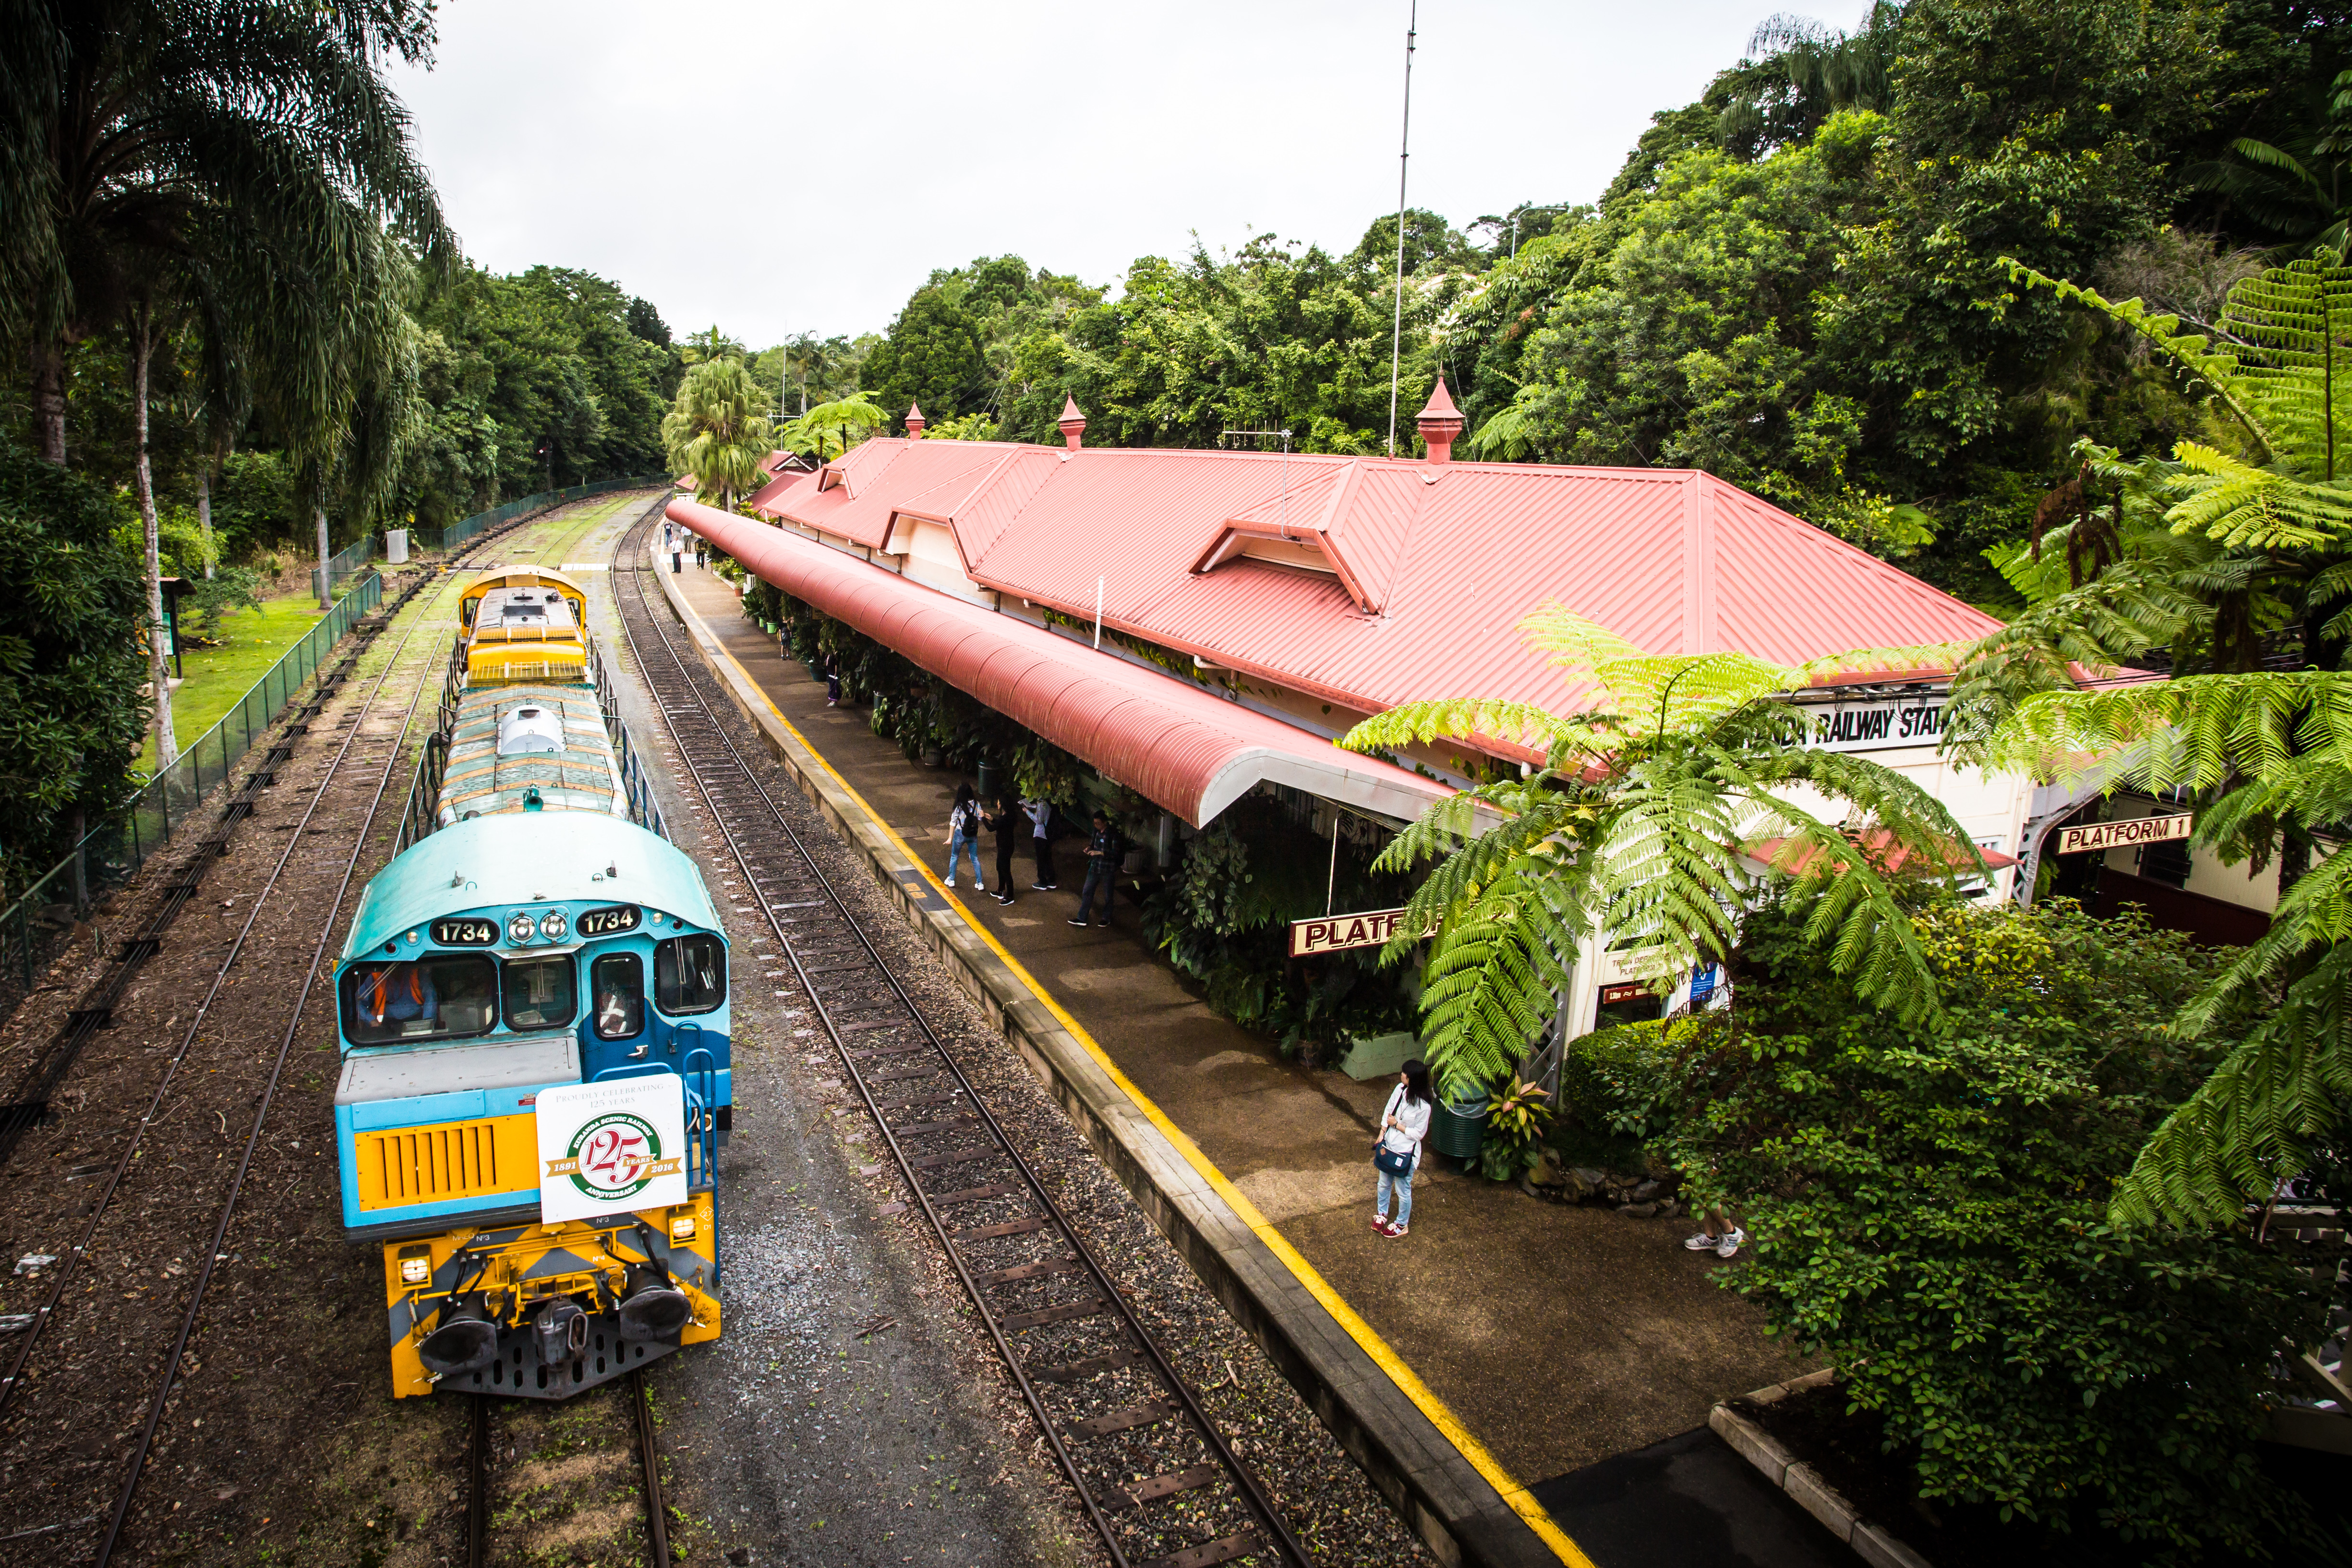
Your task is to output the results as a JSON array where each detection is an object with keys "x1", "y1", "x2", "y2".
[{"x1": 134, "y1": 588, "x2": 329, "y2": 773}]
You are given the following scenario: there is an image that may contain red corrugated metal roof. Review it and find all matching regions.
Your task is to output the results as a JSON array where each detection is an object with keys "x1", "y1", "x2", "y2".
[
  {"x1": 742, "y1": 435, "x2": 2002, "y2": 745},
  {"x1": 668, "y1": 499, "x2": 1456, "y2": 828}
]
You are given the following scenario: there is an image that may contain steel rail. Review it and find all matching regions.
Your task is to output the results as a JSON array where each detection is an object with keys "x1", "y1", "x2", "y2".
[
  {"x1": 611, "y1": 515, "x2": 1308, "y2": 1568},
  {"x1": 89, "y1": 544, "x2": 496, "y2": 1567},
  {"x1": 0, "y1": 566, "x2": 434, "y2": 1412}
]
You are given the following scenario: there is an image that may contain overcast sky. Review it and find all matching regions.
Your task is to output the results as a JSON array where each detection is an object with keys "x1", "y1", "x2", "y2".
[{"x1": 391, "y1": 0, "x2": 1801, "y2": 346}]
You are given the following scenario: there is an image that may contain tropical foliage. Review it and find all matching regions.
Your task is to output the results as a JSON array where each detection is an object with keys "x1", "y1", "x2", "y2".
[
  {"x1": 0, "y1": 439, "x2": 148, "y2": 880},
  {"x1": 1673, "y1": 900, "x2": 2330, "y2": 1559},
  {"x1": 1979, "y1": 252, "x2": 2352, "y2": 1225},
  {"x1": 779, "y1": 397, "x2": 887, "y2": 463},
  {"x1": 1338, "y1": 606, "x2": 1981, "y2": 1099}
]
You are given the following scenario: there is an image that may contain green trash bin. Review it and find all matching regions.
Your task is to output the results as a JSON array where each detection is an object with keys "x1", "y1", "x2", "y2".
[
  {"x1": 976, "y1": 759, "x2": 1001, "y2": 799},
  {"x1": 1427, "y1": 1092, "x2": 1490, "y2": 1163}
]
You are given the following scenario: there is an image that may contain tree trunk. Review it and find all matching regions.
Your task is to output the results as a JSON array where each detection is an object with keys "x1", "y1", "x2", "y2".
[
  {"x1": 315, "y1": 505, "x2": 331, "y2": 608},
  {"x1": 30, "y1": 339, "x2": 68, "y2": 465},
  {"x1": 197, "y1": 463, "x2": 215, "y2": 579},
  {"x1": 132, "y1": 320, "x2": 179, "y2": 769}
]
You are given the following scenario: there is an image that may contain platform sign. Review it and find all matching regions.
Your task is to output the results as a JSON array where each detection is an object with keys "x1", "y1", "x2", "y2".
[
  {"x1": 2055, "y1": 814, "x2": 2193, "y2": 856},
  {"x1": 1289, "y1": 907, "x2": 1433, "y2": 958},
  {"x1": 534, "y1": 1077, "x2": 688, "y2": 1223}
]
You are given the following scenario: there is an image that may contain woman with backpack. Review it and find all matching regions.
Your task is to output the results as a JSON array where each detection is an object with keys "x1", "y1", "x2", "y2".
[
  {"x1": 1373, "y1": 1060, "x2": 1433, "y2": 1238},
  {"x1": 946, "y1": 784, "x2": 984, "y2": 892}
]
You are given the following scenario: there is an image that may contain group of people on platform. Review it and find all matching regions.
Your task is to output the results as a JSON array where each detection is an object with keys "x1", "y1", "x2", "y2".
[{"x1": 945, "y1": 784, "x2": 1122, "y2": 928}]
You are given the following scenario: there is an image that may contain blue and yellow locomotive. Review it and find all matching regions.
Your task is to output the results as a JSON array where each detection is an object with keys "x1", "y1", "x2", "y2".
[{"x1": 333, "y1": 571, "x2": 729, "y2": 1399}]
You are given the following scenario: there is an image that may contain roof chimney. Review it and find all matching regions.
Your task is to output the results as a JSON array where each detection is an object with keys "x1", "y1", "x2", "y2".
[
  {"x1": 1058, "y1": 394, "x2": 1086, "y2": 451},
  {"x1": 1417, "y1": 377, "x2": 1464, "y2": 465},
  {"x1": 905, "y1": 400, "x2": 926, "y2": 440}
]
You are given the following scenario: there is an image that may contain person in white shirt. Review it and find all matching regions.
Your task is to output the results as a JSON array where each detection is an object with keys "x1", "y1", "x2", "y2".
[
  {"x1": 1024, "y1": 796, "x2": 1057, "y2": 890},
  {"x1": 1373, "y1": 1060, "x2": 1433, "y2": 1237}
]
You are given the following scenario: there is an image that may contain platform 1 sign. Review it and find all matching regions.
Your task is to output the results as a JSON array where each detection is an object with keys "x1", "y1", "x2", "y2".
[
  {"x1": 2055, "y1": 814, "x2": 2194, "y2": 856},
  {"x1": 1289, "y1": 907, "x2": 1431, "y2": 958},
  {"x1": 534, "y1": 1077, "x2": 689, "y2": 1223}
]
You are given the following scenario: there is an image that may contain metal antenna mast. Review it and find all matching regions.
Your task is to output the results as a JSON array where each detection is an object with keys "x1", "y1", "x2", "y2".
[{"x1": 1384, "y1": 0, "x2": 1418, "y2": 457}]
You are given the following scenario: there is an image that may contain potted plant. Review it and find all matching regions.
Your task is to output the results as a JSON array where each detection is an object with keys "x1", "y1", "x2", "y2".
[{"x1": 1427, "y1": 1082, "x2": 1492, "y2": 1164}]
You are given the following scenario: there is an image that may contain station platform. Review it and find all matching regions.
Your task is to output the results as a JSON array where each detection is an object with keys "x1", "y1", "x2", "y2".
[{"x1": 652, "y1": 549, "x2": 1832, "y2": 1568}]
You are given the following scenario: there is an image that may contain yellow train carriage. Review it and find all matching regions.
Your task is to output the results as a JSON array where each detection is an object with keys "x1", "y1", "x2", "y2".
[{"x1": 464, "y1": 581, "x2": 591, "y2": 686}]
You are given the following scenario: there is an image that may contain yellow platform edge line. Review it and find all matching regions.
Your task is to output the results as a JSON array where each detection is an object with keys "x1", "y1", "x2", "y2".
[{"x1": 682, "y1": 589, "x2": 1592, "y2": 1568}]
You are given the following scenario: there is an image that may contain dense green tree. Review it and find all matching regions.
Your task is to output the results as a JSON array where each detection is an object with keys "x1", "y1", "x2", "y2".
[
  {"x1": 0, "y1": 439, "x2": 147, "y2": 883},
  {"x1": 1673, "y1": 899, "x2": 2329, "y2": 1558}
]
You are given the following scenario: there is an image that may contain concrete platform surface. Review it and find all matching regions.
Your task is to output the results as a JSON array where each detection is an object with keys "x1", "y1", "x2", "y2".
[{"x1": 658, "y1": 548, "x2": 1833, "y2": 1566}]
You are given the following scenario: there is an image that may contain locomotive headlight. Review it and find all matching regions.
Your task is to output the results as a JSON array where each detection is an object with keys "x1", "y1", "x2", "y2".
[
  {"x1": 399, "y1": 1256, "x2": 430, "y2": 1285},
  {"x1": 669, "y1": 1213, "x2": 696, "y2": 1242},
  {"x1": 538, "y1": 910, "x2": 568, "y2": 941},
  {"x1": 506, "y1": 911, "x2": 537, "y2": 944}
]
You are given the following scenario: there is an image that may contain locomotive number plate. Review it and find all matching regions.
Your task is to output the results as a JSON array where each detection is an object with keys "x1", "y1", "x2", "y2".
[
  {"x1": 578, "y1": 904, "x2": 642, "y2": 937},
  {"x1": 431, "y1": 917, "x2": 498, "y2": 946}
]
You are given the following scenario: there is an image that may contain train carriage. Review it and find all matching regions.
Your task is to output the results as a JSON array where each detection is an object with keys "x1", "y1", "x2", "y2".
[{"x1": 335, "y1": 606, "x2": 730, "y2": 1400}]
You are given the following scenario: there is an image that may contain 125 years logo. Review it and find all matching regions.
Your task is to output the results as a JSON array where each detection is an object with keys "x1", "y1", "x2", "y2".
[{"x1": 542, "y1": 1111, "x2": 684, "y2": 1203}]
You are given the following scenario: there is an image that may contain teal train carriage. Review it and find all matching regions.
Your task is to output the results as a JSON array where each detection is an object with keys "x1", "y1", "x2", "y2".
[{"x1": 335, "y1": 616, "x2": 728, "y2": 1400}]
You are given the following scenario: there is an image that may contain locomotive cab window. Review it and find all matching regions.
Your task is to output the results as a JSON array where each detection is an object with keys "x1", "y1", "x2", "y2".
[
  {"x1": 654, "y1": 934, "x2": 725, "y2": 1015},
  {"x1": 340, "y1": 955, "x2": 496, "y2": 1046},
  {"x1": 501, "y1": 953, "x2": 578, "y2": 1032},
  {"x1": 592, "y1": 953, "x2": 645, "y2": 1039}
]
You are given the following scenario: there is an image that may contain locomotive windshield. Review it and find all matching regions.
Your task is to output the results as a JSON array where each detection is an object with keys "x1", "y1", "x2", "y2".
[
  {"x1": 501, "y1": 954, "x2": 578, "y2": 1032},
  {"x1": 339, "y1": 955, "x2": 496, "y2": 1045},
  {"x1": 654, "y1": 934, "x2": 726, "y2": 1015},
  {"x1": 592, "y1": 953, "x2": 645, "y2": 1039}
]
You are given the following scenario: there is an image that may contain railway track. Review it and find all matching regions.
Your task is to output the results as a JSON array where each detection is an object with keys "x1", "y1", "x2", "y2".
[
  {"x1": 0, "y1": 502, "x2": 621, "y2": 1565},
  {"x1": 611, "y1": 509, "x2": 1311, "y2": 1568},
  {"x1": 462, "y1": 1368, "x2": 669, "y2": 1568}
]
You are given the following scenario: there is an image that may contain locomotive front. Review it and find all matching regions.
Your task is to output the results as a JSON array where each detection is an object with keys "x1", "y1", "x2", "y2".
[{"x1": 336, "y1": 814, "x2": 730, "y2": 1398}]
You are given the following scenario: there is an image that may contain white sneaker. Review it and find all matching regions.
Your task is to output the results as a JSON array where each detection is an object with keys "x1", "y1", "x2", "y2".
[
  {"x1": 974, "y1": 880, "x2": 984, "y2": 893},
  {"x1": 944, "y1": 877, "x2": 956, "y2": 888},
  {"x1": 1715, "y1": 1227, "x2": 1747, "y2": 1258},
  {"x1": 1683, "y1": 1230, "x2": 1720, "y2": 1252}
]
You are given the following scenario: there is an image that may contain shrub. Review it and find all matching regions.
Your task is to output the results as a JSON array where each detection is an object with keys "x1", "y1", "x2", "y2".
[
  {"x1": 1557, "y1": 1019, "x2": 1683, "y2": 1145},
  {"x1": 1670, "y1": 898, "x2": 2332, "y2": 1560}
]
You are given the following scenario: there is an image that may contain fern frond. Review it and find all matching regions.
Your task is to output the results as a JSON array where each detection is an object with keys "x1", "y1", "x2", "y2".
[{"x1": 1339, "y1": 698, "x2": 1577, "y2": 754}]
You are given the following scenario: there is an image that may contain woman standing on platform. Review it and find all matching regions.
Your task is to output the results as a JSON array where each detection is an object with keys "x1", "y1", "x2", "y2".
[
  {"x1": 1373, "y1": 1060, "x2": 1432, "y2": 1238},
  {"x1": 1024, "y1": 796, "x2": 1056, "y2": 890},
  {"x1": 985, "y1": 795, "x2": 1022, "y2": 906},
  {"x1": 946, "y1": 784, "x2": 983, "y2": 892}
]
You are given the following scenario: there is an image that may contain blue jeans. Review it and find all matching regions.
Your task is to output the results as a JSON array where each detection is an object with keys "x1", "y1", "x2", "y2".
[
  {"x1": 948, "y1": 832, "x2": 981, "y2": 885},
  {"x1": 1376, "y1": 1160, "x2": 1414, "y2": 1227},
  {"x1": 1075, "y1": 860, "x2": 1114, "y2": 922}
]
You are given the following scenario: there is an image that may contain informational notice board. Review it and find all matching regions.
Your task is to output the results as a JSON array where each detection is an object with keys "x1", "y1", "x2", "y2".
[{"x1": 534, "y1": 1076, "x2": 689, "y2": 1223}]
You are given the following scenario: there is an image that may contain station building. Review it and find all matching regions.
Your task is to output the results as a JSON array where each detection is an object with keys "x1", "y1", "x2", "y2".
[{"x1": 674, "y1": 388, "x2": 2117, "y2": 1035}]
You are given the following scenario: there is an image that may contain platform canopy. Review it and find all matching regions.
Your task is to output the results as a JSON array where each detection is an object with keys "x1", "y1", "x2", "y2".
[{"x1": 666, "y1": 499, "x2": 1456, "y2": 828}]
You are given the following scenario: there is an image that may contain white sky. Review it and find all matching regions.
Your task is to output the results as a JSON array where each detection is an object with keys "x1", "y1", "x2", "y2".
[{"x1": 392, "y1": 0, "x2": 1800, "y2": 345}]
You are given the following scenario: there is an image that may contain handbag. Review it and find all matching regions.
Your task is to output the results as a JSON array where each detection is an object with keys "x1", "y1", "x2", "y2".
[{"x1": 1372, "y1": 1083, "x2": 1415, "y2": 1176}]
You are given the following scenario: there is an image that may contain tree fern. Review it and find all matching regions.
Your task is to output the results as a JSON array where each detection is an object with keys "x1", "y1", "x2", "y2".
[{"x1": 1343, "y1": 605, "x2": 1985, "y2": 1098}]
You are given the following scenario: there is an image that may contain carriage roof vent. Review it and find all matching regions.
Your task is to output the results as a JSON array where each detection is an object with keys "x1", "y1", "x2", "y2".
[{"x1": 497, "y1": 704, "x2": 566, "y2": 757}]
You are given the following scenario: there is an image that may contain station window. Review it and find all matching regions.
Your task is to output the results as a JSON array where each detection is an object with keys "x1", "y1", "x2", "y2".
[
  {"x1": 340, "y1": 955, "x2": 497, "y2": 1046},
  {"x1": 501, "y1": 954, "x2": 578, "y2": 1032},
  {"x1": 592, "y1": 953, "x2": 646, "y2": 1039},
  {"x1": 654, "y1": 934, "x2": 726, "y2": 1015}
]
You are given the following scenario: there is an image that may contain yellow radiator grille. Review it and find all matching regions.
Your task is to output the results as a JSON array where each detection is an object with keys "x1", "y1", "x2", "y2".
[{"x1": 355, "y1": 1114, "x2": 537, "y2": 1211}]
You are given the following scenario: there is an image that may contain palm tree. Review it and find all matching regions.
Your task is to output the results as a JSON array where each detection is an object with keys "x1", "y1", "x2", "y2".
[
  {"x1": 1981, "y1": 252, "x2": 2352, "y2": 1224},
  {"x1": 663, "y1": 359, "x2": 776, "y2": 511},
  {"x1": 0, "y1": 0, "x2": 450, "y2": 760},
  {"x1": 1714, "y1": 4, "x2": 1902, "y2": 158},
  {"x1": 779, "y1": 396, "x2": 888, "y2": 464},
  {"x1": 1338, "y1": 608, "x2": 1983, "y2": 1100}
]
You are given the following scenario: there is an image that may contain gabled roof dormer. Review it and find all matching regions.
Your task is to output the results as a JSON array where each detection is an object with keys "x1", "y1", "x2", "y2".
[{"x1": 1190, "y1": 467, "x2": 1380, "y2": 612}]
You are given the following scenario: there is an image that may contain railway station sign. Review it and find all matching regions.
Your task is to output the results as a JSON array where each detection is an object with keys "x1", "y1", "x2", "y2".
[
  {"x1": 1796, "y1": 694, "x2": 1949, "y2": 753},
  {"x1": 2054, "y1": 814, "x2": 2194, "y2": 856},
  {"x1": 1289, "y1": 906, "x2": 1432, "y2": 958},
  {"x1": 535, "y1": 1077, "x2": 689, "y2": 1223}
]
